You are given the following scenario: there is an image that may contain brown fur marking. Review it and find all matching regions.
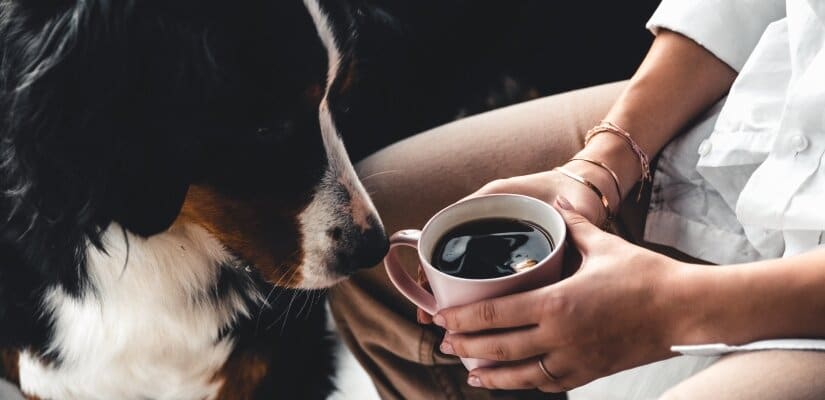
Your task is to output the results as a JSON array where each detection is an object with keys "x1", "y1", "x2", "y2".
[
  {"x1": 337, "y1": 58, "x2": 358, "y2": 94},
  {"x1": 213, "y1": 350, "x2": 269, "y2": 400},
  {"x1": 303, "y1": 84, "x2": 324, "y2": 107},
  {"x1": 0, "y1": 348, "x2": 19, "y2": 385},
  {"x1": 177, "y1": 184, "x2": 305, "y2": 287}
]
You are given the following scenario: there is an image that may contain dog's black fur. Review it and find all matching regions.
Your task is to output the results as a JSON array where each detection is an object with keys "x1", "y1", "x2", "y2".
[
  {"x1": 1, "y1": 1, "x2": 336, "y2": 397},
  {"x1": 0, "y1": 0, "x2": 658, "y2": 398}
]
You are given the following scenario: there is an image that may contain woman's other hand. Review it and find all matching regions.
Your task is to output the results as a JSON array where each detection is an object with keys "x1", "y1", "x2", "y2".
[{"x1": 432, "y1": 198, "x2": 690, "y2": 392}]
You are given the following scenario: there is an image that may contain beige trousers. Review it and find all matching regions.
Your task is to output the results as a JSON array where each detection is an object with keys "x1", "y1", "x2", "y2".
[{"x1": 329, "y1": 82, "x2": 825, "y2": 400}]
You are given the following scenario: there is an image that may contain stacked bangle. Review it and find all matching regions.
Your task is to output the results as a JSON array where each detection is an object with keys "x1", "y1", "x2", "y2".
[
  {"x1": 553, "y1": 166, "x2": 612, "y2": 229},
  {"x1": 567, "y1": 157, "x2": 623, "y2": 205},
  {"x1": 553, "y1": 121, "x2": 650, "y2": 228},
  {"x1": 584, "y1": 120, "x2": 651, "y2": 200}
]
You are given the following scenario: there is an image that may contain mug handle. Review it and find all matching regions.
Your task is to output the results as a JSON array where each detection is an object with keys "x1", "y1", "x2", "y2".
[{"x1": 384, "y1": 229, "x2": 438, "y2": 315}]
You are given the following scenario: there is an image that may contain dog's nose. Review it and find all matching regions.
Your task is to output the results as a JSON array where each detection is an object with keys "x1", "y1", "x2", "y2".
[
  {"x1": 335, "y1": 222, "x2": 389, "y2": 274},
  {"x1": 353, "y1": 225, "x2": 390, "y2": 269}
]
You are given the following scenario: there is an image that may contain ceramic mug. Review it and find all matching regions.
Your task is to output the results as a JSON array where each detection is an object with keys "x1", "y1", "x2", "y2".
[{"x1": 384, "y1": 194, "x2": 567, "y2": 370}]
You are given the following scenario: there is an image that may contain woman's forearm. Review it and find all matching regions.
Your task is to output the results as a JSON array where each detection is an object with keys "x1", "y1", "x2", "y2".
[
  {"x1": 672, "y1": 249, "x2": 825, "y2": 345},
  {"x1": 572, "y1": 30, "x2": 737, "y2": 200}
]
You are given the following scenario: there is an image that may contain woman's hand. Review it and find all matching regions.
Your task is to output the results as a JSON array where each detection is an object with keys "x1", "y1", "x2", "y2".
[
  {"x1": 417, "y1": 163, "x2": 616, "y2": 324},
  {"x1": 432, "y1": 198, "x2": 689, "y2": 392},
  {"x1": 469, "y1": 163, "x2": 616, "y2": 225}
]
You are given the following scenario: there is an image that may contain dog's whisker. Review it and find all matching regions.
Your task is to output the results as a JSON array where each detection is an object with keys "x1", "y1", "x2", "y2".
[
  {"x1": 359, "y1": 169, "x2": 400, "y2": 183},
  {"x1": 295, "y1": 291, "x2": 312, "y2": 320},
  {"x1": 260, "y1": 255, "x2": 302, "y2": 307},
  {"x1": 265, "y1": 266, "x2": 302, "y2": 310},
  {"x1": 305, "y1": 288, "x2": 327, "y2": 320},
  {"x1": 298, "y1": 287, "x2": 323, "y2": 319},
  {"x1": 305, "y1": 290, "x2": 317, "y2": 320},
  {"x1": 253, "y1": 252, "x2": 303, "y2": 333},
  {"x1": 269, "y1": 289, "x2": 300, "y2": 332},
  {"x1": 283, "y1": 288, "x2": 312, "y2": 333},
  {"x1": 255, "y1": 284, "x2": 280, "y2": 333},
  {"x1": 261, "y1": 284, "x2": 279, "y2": 308}
]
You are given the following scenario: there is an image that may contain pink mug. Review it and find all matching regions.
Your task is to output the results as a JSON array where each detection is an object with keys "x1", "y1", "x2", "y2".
[{"x1": 384, "y1": 194, "x2": 567, "y2": 370}]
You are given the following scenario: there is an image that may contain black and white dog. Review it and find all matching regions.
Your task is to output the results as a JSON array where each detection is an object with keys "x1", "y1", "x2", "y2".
[
  {"x1": 0, "y1": 0, "x2": 658, "y2": 399},
  {"x1": 0, "y1": 1, "x2": 389, "y2": 398}
]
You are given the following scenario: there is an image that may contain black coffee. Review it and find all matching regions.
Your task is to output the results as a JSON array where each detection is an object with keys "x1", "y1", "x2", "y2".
[{"x1": 431, "y1": 218, "x2": 554, "y2": 279}]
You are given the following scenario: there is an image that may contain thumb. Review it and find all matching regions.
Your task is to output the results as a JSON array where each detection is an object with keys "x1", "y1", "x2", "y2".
[{"x1": 554, "y1": 196, "x2": 602, "y2": 252}]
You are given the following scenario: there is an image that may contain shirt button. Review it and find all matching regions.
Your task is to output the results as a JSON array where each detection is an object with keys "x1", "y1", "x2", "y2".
[
  {"x1": 790, "y1": 135, "x2": 809, "y2": 153},
  {"x1": 698, "y1": 139, "x2": 712, "y2": 156}
]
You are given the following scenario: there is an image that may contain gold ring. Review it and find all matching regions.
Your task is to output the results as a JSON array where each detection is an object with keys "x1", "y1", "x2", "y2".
[{"x1": 538, "y1": 358, "x2": 558, "y2": 382}]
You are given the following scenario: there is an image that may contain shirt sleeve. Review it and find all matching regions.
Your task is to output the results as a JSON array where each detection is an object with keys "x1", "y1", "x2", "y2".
[{"x1": 646, "y1": 0, "x2": 786, "y2": 71}]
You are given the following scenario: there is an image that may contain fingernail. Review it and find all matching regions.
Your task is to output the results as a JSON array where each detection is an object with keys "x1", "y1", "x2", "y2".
[
  {"x1": 555, "y1": 196, "x2": 574, "y2": 211},
  {"x1": 440, "y1": 342, "x2": 454, "y2": 355},
  {"x1": 433, "y1": 314, "x2": 446, "y2": 327},
  {"x1": 467, "y1": 375, "x2": 481, "y2": 387}
]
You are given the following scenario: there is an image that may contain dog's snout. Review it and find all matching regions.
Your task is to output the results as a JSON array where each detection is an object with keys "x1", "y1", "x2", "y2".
[{"x1": 334, "y1": 219, "x2": 389, "y2": 274}]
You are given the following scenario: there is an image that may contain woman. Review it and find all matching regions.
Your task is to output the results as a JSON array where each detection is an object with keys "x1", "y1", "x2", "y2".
[{"x1": 330, "y1": 1, "x2": 825, "y2": 398}]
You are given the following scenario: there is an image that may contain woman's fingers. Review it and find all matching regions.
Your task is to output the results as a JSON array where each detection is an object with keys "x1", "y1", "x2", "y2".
[
  {"x1": 442, "y1": 326, "x2": 544, "y2": 361},
  {"x1": 554, "y1": 196, "x2": 603, "y2": 253},
  {"x1": 434, "y1": 291, "x2": 540, "y2": 332},
  {"x1": 467, "y1": 356, "x2": 568, "y2": 393}
]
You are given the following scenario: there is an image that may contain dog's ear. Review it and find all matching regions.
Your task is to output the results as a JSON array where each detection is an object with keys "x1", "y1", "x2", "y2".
[
  {"x1": 107, "y1": 143, "x2": 191, "y2": 237},
  {"x1": 0, "y1": 0, "x2": 193, "y2": 238}
]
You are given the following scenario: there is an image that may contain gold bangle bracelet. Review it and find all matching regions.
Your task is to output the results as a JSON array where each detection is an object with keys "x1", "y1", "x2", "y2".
[
  {"x1": 554, "y1": 166, "x2": 612, "y2": 227},
  {"x1": 585, "y1": 121, "x2": 652, "y2": 201},
  {"x1": 567, "y1": 157, "x2": 623, "y2": 208}
]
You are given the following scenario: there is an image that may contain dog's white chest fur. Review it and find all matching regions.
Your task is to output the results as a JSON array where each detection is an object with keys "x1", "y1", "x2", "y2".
[{"x1": 18, "y1": 223, "x2": 253, "y2": 400}]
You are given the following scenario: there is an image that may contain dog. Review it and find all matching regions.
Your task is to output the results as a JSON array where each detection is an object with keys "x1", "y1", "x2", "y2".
[
  {"x1": 0, "y1": 0, "x2": 660, "y2": 398},
  {"x1": 0, "y1": 0, "x2": 393, "y2": 398}
]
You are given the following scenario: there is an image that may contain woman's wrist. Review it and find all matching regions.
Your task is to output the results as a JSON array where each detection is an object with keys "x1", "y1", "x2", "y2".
[
  {"x1": 656, "y1": 262, "x2": 703, "y2": 347},
  {"x1": 658, "y1": 262, "x2": 743, "y2": 347},
  {"x1": 574, "y1": 133, "x2": 644, "y2": 200},
  {"x1": 562, "y1": 132, "x2": 645, "y2": 216}
]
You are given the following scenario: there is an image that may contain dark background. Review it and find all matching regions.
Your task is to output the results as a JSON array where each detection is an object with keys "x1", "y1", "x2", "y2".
[{"x1": 343, "y1": 1, "x2": 663, "y2": 161}]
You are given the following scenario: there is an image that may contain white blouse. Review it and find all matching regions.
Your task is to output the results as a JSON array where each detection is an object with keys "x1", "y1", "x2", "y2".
[
  {"x1": 568, "y1": 3, "x2": 825, "y2": 394},
  {"x1": 644, "y1": 0, "x2": 825, "y2": 265}
]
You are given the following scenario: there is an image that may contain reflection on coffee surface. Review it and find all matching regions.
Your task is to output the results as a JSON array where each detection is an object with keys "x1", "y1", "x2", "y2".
[{"x1": 431, "y1": 218, "x2": 554, "y2": 279}]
